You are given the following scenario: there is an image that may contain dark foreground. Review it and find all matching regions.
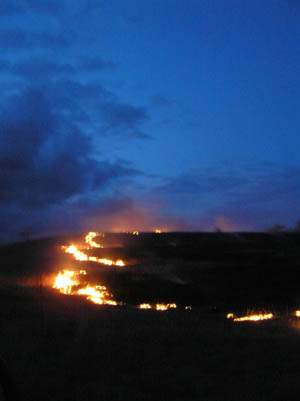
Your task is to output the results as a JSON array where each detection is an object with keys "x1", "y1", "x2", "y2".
[
  {"x1": 1, "y1": 232, "x2": 300, "y2": 400},
  {"x1": 2, "y1": 287, "x2": 300, "y2": 401}
]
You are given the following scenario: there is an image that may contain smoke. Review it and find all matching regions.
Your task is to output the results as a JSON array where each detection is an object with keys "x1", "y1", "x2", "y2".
[{"x1": 80, "y1": 197, "x2": 188, "y2": 233}]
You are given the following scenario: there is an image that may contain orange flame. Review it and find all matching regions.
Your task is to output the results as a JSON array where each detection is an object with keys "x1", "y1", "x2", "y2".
[
  {"x1": 77, "y1": 285, "x2": 118, "y2": 305},
  {"x1": 139, "y1": 303, "x2": 177, "y2": 311},
  {"x1": 139, "y1": 303, "x2": 152, "y2": 309},
  {"x1": 53, "y1": 269, "x2": 118, "y2": 306},
  {"x1": 227, "y1": 312, "x2": 274, "y2": 322},
  {"x1": 53, "y1": 269, "x2": 82, "y2": 294},
  {"x1": 85, "y1": 231, "x2": 104, "y2": 248},
  {"x1": 63, "y1": 243, "x2": 125, "y2": 267},
  {"x1": 52, "y1": 232, "x2": 180, "y2": 311}
]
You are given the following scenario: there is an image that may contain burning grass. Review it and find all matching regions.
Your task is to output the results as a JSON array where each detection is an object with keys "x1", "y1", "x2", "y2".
[
  {"x1": 63, "y1": 242, "x2": 125, "y2": 266},
  {"x1": 227, "y1": 312, "x2": 274, "y2": 323},
  {"x1": 53, "y1": 269, "x2": 119, "y2": 306},
  {"x1": 139, "y1": 303, "x2": 177, "y2": 311}
]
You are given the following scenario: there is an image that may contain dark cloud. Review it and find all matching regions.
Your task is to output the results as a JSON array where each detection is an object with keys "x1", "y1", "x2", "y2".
[
  {"x1": 151, "y1": 94, "x2": 173, "y2": 107},
  {"x1": 159, "y1": 169, "x2": 248, "y2": 195},
  {"x1": 0, "y1": 89, "x2": 138, "y2": 211},
  {"x1": 0, "y1": 58, "x2": 75, "y2": 79},
  {"x1": 0, "y1": 1, "x2": 19, "y2": 16},
  {"x1": 0, "y1": 0, "x2": 64, "y2": 17},
  {"x1": 0, "y1": 56, "x2": 117, "y2": 81},
  {"x1": 79, "y1": 56, "x2": 118, "y2": 72},
  {"x1": 100, "y1": 101, "x2": 150, "y2": 137},
  {"x1": 24, "y1": 0, "x2": 64, "y2": 16},
  {"x1": 155, "y1": 164, "x2": 300, "y2": 230},
  {"x1": 0, "y1": 48, "x2": 148, "y2": 137},
  {"x1": 0, "y1": 29, "x2": 70, "y2": 51}
]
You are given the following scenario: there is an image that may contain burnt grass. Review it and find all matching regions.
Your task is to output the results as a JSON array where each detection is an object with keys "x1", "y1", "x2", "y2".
[{"x1": 1, "y1": 232, "x2": 300, "y2": 400}]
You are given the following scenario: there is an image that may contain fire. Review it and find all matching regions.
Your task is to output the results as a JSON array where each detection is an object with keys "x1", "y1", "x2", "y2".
[
  {"x1": 85, "y1": 231, "x2": 103, "y2": 248},
  {"x1": 227, "y1": 312, "x2": 274, "y2": 322},
  {"x1": 293, "y1": 310, "x2": 300, "y2": 317},
  {"x1": 77, "y1": 285, "x2": 118, "y2": 306},
  {"x1": 53, "y1": 270, "x2": 118, "y2": 306},
  {"x1": 53, "y1": 269, "x2": 82, "y2": 295},
  {"x1": 63, "y1": 243, "x2": 125, "y2": 267},
  {"x1": 52, "y1": 232, "x2": 179, "y2": 311},
  {"x1": 139, "y1": 303, "x2": 177, "y2": 311},
  {"x1": 156, "y1": 303, "x2": 177, "y2": 311},
  {"x1": 64, "y1": 245, "x2": 88, "y2": 261},
  {"x1": 154, "y1": 229, "x2": 162, "y2": 234},
  {"x1": 139, "y1": 303, "x2": 152, "y2": 309}
]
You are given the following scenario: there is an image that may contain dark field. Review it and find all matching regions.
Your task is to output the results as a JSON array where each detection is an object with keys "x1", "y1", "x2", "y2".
[{"x1": 1, "y1": 232, "x2": 300, "y2": 401}]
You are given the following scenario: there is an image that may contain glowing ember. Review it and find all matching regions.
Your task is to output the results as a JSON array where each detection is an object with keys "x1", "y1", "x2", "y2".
[
  {"x1": 85, "y1": 231, "x2": 103, "y2": 248},
  {"x1": 227, "y1": 312, "x2": 274, "y2": 322},
  {"x1": 138, "y1": 303, "x2": 177, "y2": 311},
  {"x1": 53, "y1": 269, "x2": 81, "y2": 295},
  {"x1": 63, "y1": 243, "x2": 125, "y2": 267}
]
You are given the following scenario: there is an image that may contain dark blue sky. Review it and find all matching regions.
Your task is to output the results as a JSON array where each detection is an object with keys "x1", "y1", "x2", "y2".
[{"x1": 1, "y1": 0, "x2": 300, "y2": 241}]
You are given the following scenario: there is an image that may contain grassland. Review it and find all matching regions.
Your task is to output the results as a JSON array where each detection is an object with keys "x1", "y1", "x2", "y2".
[{"x1": 1, "y1": 232, "x2": 300, "y2": 400}]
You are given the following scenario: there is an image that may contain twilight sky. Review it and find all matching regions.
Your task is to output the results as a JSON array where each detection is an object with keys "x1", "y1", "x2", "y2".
[{"x1": 1, "y1": 0, "x2": 300, "y2": 241}]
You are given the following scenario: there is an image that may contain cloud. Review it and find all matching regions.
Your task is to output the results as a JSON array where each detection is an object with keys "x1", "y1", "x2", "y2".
[
  {"x1": 0, "y1": 29, "x2": 70, "y2": 51},
  {"x1": 0, "y1": 1, "x2": 19, "y2": 16},
  {"x1": 24, "y1": 0, "x2": 64, "y2": 16},
  {"x1": 99, "y1": 101, "x2": 150, "y2": 137},
  {"x1": 0, "y1": 89, "x2": 138, "y2": 212},
  {"x1": 0, "y1": 0, "x2": 64, "y2": 17},
  {"x1": 79, "y1": 56, "x2": 118, "y2": 72},
  {"x1": 151, "y1": 94, "x2": 173, "y2": 107},
  {"x1": 0, "y1": 56, "x2": 117, "y2": 80},
  {"x1": 155, "y1": 164, "x2": 300, "y2": 230}
]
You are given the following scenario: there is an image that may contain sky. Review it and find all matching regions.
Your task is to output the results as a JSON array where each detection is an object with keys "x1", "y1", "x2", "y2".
[{"x1": 1, "y1": 0, "x2": 300, "y2": 241}]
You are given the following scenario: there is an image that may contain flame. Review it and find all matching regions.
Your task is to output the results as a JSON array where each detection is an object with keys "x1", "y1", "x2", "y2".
[
  {"x1": 85, "y1": 231, "x2": 104, "y2": 248},
  {"x1": 154, "y1": 229, "x2": 162, "y2": 234},
  {"x1": 64, "y1": 245, "x2": 89, "y2": 261},
  {"x1": 52, "y1": 232, "x2": 180, "y2": 311},
  {"x1": 139, "y1": 303, "x2": 177, "y2": 311},
  {"x1": 63, "y1": 243, "x2": 125, "y2": 267},
  {"x1": 53, "y1": 269, "x2": 82, "y2": 295},
  {"x1": 139, "y1": 303, "x2": 152, "y2": 309},
  {"x1": 293, "y1": 310, "x2": 300, "y2": 317},
  {"x1": 77, "y1": 285, "x2": 117, "y2": 305},
  {"x1": 227, "y1": 312, "x2": 274, "y2": 322},
  {"x1": 156, "y1": 303, "x2": 177, "y2": 311},
  {"x1": 53, "y1": 270, "x2": 118, "y2": 306}
]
